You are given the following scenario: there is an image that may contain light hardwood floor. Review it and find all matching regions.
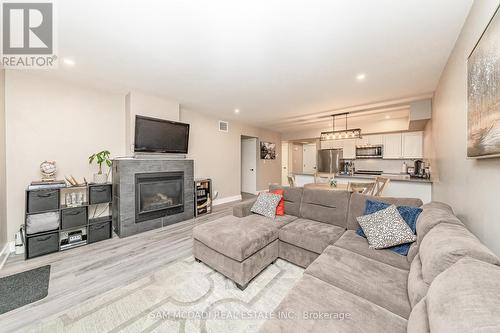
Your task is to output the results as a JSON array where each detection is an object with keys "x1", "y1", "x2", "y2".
[{"x1": 0, "y1": 200, "x2": 245, "y2": 333}]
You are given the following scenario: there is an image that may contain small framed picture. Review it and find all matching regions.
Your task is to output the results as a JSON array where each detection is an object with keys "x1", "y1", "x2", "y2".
[{"x1": 260, "y1": 142, "x2": 276, "y2": 160}]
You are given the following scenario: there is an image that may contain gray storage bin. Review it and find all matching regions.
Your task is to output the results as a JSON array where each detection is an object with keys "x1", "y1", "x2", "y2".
[
  {"x1": 27, "y1": 232, "x2": 59, "y2": 258},
  {"x1": 61, "y1": 207, "x2": 87, "y2": 229},
  {"x1": 27, "y1": 189, "x2": 59, "y2": 213},
  {"x1": 26, "y1": 211, "x2": 60, "y2": 235},
  {"x1": 89, "y1": 185, "x2": 112, "y2": 204},
  {"x1": 88, "y1": 221, "x2": 111, "y2": 243}
]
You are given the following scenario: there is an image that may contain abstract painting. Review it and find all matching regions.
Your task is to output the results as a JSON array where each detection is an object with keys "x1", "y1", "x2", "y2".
[
  {"x1": 260, "y1": 141, "x2": 276, "y2": 159},
  {"x1": 467, "y1": 6, "x2": 500, "y2": 158}
]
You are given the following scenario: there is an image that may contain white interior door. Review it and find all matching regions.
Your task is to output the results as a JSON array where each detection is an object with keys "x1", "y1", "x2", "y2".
[
  {"x1": 241, "y1": 138, "x2": 257, "y2": 194},
  {"x1": 281, "y1": 142, "x2": 289, "y2": 185},
  {"x1": 303, "y1": 144, "x2": 317, "y2": 173}
]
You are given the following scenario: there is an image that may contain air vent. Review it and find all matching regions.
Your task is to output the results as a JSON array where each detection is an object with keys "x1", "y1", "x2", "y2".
[{"x1": 218, "y1": 121, "x2": 229, "y2": 132}]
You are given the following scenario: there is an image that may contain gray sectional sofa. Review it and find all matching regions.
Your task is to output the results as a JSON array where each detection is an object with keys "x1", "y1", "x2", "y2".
[{"x1": 192, "y1": 185, "x2": 500, "y2": 332}]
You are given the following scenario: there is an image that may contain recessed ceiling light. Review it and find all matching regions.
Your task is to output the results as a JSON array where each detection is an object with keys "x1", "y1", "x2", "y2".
[
  {"x1": 63, "y1": 58, "x2": 75, "y2": 66},
  {"x1": 234, "y1": 109, "x2": 240, "y2": 114},
  {"x1": 356, "y1": 73, "x2": 366, "y2": 81},
  {"x1": 385, "y1": 115, "x2": 391, "y2": 119}
]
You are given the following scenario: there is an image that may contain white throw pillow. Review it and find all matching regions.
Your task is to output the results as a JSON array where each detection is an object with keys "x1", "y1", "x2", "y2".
[
  {"x1": 251, "y1": 193, "x2": 282, "y2": 219},
  {"x1": 357, "y1": 204, "x2": 416, "y2": 249}
]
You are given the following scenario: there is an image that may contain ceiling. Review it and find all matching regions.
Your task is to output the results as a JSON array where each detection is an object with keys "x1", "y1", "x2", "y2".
[{"x1": 49, "y1": 0, "x2": 472, "y2": 131}]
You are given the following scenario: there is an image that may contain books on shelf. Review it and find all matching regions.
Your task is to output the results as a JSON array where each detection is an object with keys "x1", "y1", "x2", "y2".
[{"x1": 28, "y1": 180, "x2": 67, "y2": 191}]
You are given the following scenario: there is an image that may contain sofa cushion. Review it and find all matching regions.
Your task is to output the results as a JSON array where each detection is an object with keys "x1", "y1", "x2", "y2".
[
  {"x1": 357, "y1": 204, "x2": 416, "y2": 250},
  {"x1": 305, "y1": 245, "x2": 411, "y2": 318},
  {"x1": 407, "y1": 254, "x2": 428, "y2": 308},
  {"x1": 334, "y1": 230, "x2": 410, "y2": 270},
  {"x1": 279, "y1": 219, "x2": 344, "y2": 254},
  {"x1": 269, "y1": 185, "x2": 303, "y2": 217},
  {"x1": 257, "y1": 274, "x2": 407, "y2": 333},
  {"x1": 419, "y1": 223, "x2": 500, "y2": 284},
  {"x1": 407, "y1": 298, "x2": 430, "y2": 333},
  {"x1": 299, "y1": 188, "x2": 351, "y2": 227},
  {"x1": 416, "y1": 202, "x2": 463, "y2": 244},
  {"x1": 426, "y1": 258, "x2": 500, "y2": 333},
  {"x1": 241, "y1": 213, "x2": 298, "y2": 229},
  {"x1": 346, "y1": 192, "x2": 423, "y2": 230},
  {"x1": 192, "y1": 215, "x2": 278, "y2": 262}
]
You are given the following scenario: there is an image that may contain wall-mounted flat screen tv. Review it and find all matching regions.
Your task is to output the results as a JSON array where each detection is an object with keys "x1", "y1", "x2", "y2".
[{"x1": 134, "y1": 115, "x2": 190, "y2": 154}]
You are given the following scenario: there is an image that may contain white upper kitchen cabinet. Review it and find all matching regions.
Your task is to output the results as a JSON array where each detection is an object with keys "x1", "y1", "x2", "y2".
[
  {"x1": 383, "y1": 133, "x2": 403, "y2": 159},
  {"x1": 342, "y1": 139, "x2": 356, "y2": 159},
  {"x1": 320, "y1": 139, "x2": 343, "y2": 150},
  {"x1": 367, "y1": 134, "x2": 384, "y2": 145},
  {"x1": 402, "y1": 132, "x2": 423, "y2": 158},
  {"x1": 357, "y1": 134, "x2": 383, "y2": 146}
]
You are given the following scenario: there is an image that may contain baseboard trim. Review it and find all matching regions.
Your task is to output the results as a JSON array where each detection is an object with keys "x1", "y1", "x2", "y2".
[
  {"x1": 0, "y1": 242, "x2": 12, "y2": 270},
  {"x1": 213, "y1": 195, "x2": 242, "y2": 206}
]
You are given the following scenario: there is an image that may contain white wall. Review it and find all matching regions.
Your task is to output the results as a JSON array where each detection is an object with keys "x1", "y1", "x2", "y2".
[
  {"x1": 432, "y1": 0, "x2": 500, "y2": 255},
  {"x1": 4, "y1": 71, "x2": 126, "y2": 242},
  {"x1": 0, "y1": 70, "x2": 6, "y2": 248},
  {"x1": 181, "y1": 108, "x2": 281, "y2": 200},
  {"x1": 125, "y1": 91, "x2": 180, "y2": 155}
]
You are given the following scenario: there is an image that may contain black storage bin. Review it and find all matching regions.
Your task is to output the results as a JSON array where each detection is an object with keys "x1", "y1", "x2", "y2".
[
  {"x1": 27, "y1": 232, "x2": 59, "y2": 259},
  {"x1": 89, "y1": 185, "x2": 112, "y2": 204},
  {"x1": 27, "y1": 189, "x2": 59, "y2": 213},
  {"x1": 61, "y1": 206, "x2": 87, "y2": 229},
  {"x1": 88, "y1": 221, "x2": 111, "y2": 243}
]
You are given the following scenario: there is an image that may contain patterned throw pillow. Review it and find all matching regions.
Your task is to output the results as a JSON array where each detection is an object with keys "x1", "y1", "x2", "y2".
[
  {"x1": 356, "y1": 200, "x2": 422, "y2": 256},
  {"x1": 357, "y1": 205, "x2": 417, "y2": 250},
  {"x1": 251, "y1": 193, "x2": 282, "y2": 219}
]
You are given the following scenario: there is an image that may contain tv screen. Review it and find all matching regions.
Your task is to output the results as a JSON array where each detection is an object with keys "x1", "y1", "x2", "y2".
[{"x1": 134, "y1": 116, "x2": 190, "y2": 154}]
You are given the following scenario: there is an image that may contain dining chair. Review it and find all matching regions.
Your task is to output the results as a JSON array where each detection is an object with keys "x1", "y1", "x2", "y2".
[
  {"x1": 287, "y1": 176, "x2": 295, "y2": 187},
  {"x1": 348, "y1": 182, "x2": 375, "y2": 195},
  {"x1": 371, "y1": 177, "x2": 390, "y2": 196}
]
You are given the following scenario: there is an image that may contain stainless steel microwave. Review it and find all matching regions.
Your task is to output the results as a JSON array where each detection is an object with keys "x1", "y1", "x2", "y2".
[{"x1": 355, "y1": 145, "x2": 383, "y2": 158}]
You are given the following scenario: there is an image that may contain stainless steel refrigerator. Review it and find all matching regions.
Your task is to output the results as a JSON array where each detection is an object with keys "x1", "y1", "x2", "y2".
[{"x1": 317, "y1": 149, "x2": 342, "y2": 174}]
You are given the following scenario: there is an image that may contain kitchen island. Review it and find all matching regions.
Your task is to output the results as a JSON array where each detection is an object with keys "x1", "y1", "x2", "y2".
[{"x1": 291, "y1": 172, "x2": 432, "y2": 203}]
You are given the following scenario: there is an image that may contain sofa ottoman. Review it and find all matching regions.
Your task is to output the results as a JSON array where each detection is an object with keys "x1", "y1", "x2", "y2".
[{"x1": 192, "y1": 215, "x2": 279, "y2": 289}]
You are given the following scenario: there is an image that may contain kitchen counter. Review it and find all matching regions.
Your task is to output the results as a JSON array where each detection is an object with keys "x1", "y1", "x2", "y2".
[
  {"x1": 291, "y1": 172, "x2": 432, "y2": 183},
  {"x1": 290, "y1": 172, "x2": 432, "y2": 203},
  {"x1": 335, "y1": 173, "x2": 433, "y2": 184}
]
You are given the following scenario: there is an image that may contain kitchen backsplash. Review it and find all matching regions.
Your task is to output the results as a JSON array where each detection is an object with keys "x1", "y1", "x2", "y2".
[{"x1": 352, "y1": 159, "x2": 421, "y2": 174}]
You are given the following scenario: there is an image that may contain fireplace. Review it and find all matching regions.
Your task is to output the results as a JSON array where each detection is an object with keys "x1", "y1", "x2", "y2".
[{"x1": 135, "y1": 172, "x2": 184, "y2": 223}]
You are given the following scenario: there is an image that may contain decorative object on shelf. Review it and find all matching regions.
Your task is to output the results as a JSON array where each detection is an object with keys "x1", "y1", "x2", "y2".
[
  {"x1": 88, "y1": 150, "x2": 112, "y2": 183},
  {"x1": 329, "y1": 178, "x2": 337, "y2": 188},
  {"x1": 260, "y1": 142, "x2": 276, "y2": 160},
  {"x1": 467, "y1": 6, "x2": 500, "y2": 158},
  {"x1": 65, "y1": 175, "x2": 86, "y2": 187},
  {"x1": 40, "y1": 161, "x2": 57, "y2": 182},
  {"x1": 28, "y1": 180, "x2": 66, "y2": 191},
  {"x1": 320, "y1": 112, "x2": 361, "y2": 141},
  {"x1": 194, "y1": 179, "x2": 212, "y2": 217}
]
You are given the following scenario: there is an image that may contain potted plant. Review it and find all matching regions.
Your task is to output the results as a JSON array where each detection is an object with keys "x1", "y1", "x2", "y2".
[{"x1": 89, "y1": 150, "x2": 112, "y2": 184}]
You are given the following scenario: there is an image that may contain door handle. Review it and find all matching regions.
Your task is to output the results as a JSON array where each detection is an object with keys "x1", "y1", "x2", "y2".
[{"x1": 250, "y1": 169, "x2": 254, "y2": 171}]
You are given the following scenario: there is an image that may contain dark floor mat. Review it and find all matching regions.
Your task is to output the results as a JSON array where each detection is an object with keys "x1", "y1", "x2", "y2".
[{"x1": 0, "y1": 265, "x2": 50, "y2": 314}]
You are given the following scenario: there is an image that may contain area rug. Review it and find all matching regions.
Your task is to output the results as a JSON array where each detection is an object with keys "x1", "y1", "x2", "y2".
[
  {"x1": 25, "y1": 257, "x2": 304, "y2": 333},
  {"x1": 0, "y1": 265, "x2": 51, "y2": 315}
]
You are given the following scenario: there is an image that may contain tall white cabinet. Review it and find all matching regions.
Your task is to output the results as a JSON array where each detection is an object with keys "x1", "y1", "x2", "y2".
[
  {"x1": 402, "y1": 132, "x2": 423, "y2": 159},
  {"x1": 383, "y1": 131, "x2": 423, "y2": 159}
]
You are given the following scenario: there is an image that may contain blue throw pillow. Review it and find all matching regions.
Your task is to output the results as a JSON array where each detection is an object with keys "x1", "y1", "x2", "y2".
[{"x1": 356, "y1": 200, "x2": 422, "y2": 256}]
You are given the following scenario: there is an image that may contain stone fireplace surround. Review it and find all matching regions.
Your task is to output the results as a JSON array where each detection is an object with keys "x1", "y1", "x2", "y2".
[{"x1": 112, "y1": 158, "x2": 194, "y2": 237}]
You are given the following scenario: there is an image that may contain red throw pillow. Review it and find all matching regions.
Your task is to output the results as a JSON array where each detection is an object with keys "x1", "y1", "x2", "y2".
[{"x1": 271, "y1": 189, "x2": 285, "y2": 216}]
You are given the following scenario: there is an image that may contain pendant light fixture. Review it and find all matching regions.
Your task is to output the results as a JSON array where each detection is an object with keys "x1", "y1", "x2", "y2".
[{"x1": 320, "y1": 112, "x2": 362, "y2": 141}]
